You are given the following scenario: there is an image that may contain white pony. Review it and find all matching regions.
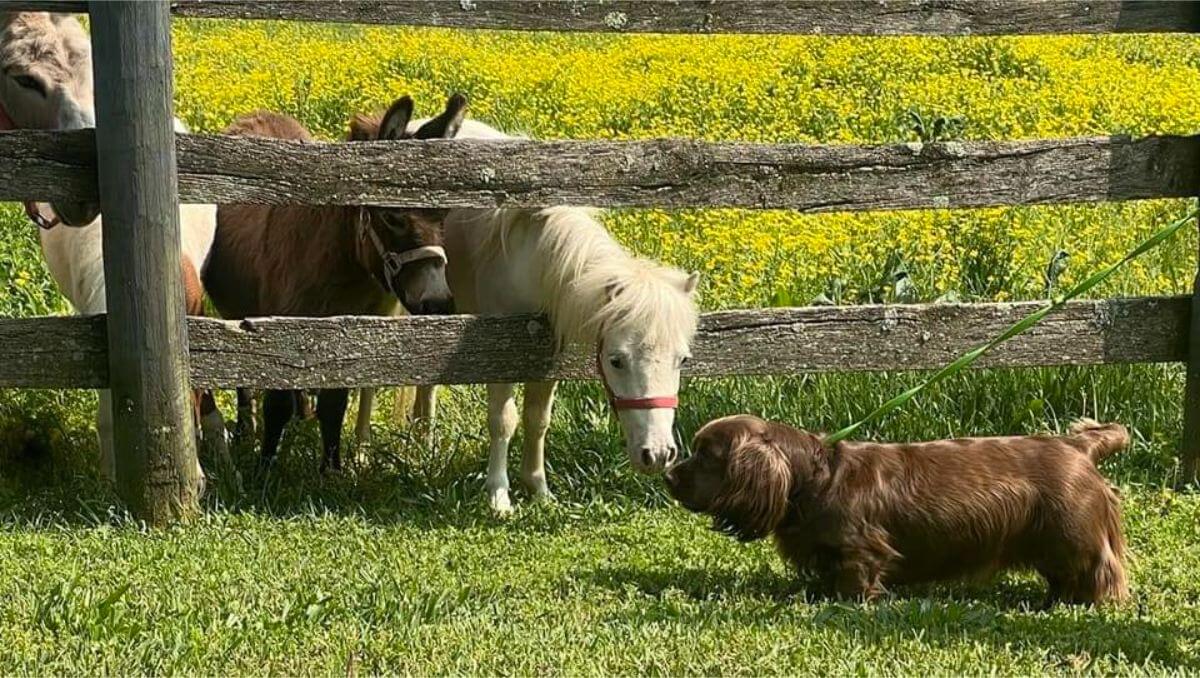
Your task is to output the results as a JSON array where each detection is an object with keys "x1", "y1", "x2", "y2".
[
  {"x1": 0, "y1": 12, "x2": 229, "y2": 484},
  {"x1": 368, "y1": 117, "x2": 701, "y2": 513}
]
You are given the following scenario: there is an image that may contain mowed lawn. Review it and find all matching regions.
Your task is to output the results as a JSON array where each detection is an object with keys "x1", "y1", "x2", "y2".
[
  {"x1": 2, "y1": 20, "x2": 1200, "y2": 674},
  {"x1": 0, "y1": 482, "x2": 1197, "y2": 674}
]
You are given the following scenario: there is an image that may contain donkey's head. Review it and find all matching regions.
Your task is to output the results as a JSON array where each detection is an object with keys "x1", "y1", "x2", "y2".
[
  {"x1": 350, "y1": 94, "x2": 467, "y2": 315},
  {"x1": 0, "y1": 12, "x2": 98, "y2": 226}
]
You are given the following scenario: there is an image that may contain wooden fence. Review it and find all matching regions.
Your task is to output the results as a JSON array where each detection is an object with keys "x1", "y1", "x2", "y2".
[{"x1": 3, "y1": 1, "x2": 1198, "y2": 523}]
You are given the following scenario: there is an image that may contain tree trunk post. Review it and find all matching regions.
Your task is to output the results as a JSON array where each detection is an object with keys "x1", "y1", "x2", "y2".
[{"x1": 90, "y1": 0, "x2": 201, "y2": 523}]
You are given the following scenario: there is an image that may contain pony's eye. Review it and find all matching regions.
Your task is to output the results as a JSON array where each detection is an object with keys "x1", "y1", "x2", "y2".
[
  {"x1": 13, "y1": 74, "x2": 45, "y2": 96},
  {"x1": 608, "y1": 356, "x2": 624, "y2": 370},
  {"x1": 679, "y1": 355, "x2": 691, "y2": 367}
]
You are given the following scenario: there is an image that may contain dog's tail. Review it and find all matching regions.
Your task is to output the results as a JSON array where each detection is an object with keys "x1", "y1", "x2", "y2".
[
  {"x1": 1091, "y1": 486, "x2": 1130, "y2": 604},
  {"x1": 1068, "y1": 418, "x2": 1129, "y2": 464}
]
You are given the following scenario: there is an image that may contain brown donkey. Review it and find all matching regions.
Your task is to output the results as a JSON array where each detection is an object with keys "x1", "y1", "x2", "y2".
[{"x1": 203, "y1": 94, "x2": 466, "y2": 472}]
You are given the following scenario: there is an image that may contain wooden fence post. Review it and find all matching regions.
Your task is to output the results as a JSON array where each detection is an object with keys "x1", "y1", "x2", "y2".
[
  {"x1": 1185, "y1": 211, "x2": 1200, "y2": 485},
  {"x1": 90, "y1": 0, "x2": 201, "y2": 523}
]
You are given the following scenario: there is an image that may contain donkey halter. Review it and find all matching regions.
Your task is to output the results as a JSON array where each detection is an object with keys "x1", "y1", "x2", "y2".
[
  {"x1": 595, "y1": 339, "x2": 680, "y2": 412},
  {"x1": 358, "y1": 208, "x2": 446, "y2": 298},
  {"x1": 0, "y1": 101, "x2": 61, "y2": 230}
]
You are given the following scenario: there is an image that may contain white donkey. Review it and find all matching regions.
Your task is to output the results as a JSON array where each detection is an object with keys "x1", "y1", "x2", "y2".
[
  {"x1": 0, "y1": 12, "x2": 230, "y2": 485},
  {"x1": 363, "y1": 118, "x2": 700, "y2": 514}
]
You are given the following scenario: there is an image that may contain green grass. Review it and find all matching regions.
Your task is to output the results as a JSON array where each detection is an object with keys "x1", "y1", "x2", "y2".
[
  {"x1": 2, "y1": 185, "x2": 1199, "y2": 671},
  {"x1": 0, "y1": 479, "x2": 1197, "y2": 674},
  {"x1": 1, "y1": 362, "x2": 1198, "y2": 673}
]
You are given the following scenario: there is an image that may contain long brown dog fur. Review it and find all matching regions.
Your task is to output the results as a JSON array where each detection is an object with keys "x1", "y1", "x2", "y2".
[{"x1": 665, "y1": 415, "x2": 1130, "y2": 606}]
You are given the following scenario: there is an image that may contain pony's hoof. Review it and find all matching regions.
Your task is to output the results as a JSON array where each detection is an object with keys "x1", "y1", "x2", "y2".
[
  {"x1": 489, "y1": 489, "x2": 514, "y2": 515},
  {"x1": 521, "y1": 473, "x2": 554, "y2": 501}
]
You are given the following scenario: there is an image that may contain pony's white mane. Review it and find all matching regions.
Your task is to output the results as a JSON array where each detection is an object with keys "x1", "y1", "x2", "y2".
[
  {"x1": 431, "y1": 117, "x2": 698, "y2": 348},
  {"x1": 484, "y1": 205, "x2": 697, "y2": 348}
]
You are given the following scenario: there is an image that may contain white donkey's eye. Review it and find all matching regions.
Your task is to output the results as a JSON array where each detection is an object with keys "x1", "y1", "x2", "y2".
[
  {"x1": 608, "y1": 355, "x2": 624, "y2": 370},
  {"x1": 13, "y1": 74, "x2": 45, "y2": 96}
]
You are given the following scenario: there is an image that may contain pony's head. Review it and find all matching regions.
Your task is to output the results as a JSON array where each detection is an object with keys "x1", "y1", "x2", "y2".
[
  {"x1": 592, "y1": 263, "x2": 700, "y2": 473},
  {"x1": 0, "y1": 12, "x2": 98, "y2": 226}
]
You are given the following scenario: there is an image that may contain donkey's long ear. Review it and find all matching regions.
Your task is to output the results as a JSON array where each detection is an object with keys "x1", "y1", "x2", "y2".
[
  {"x1": 348, "y1": 113, "x2": 382, "y2": 141},
  {"x1": 412, "y1": 93, "x2": 468, "y2": 140},
  {"x1": 377, "y1": 96, "x2": 415, "y2": 141}
]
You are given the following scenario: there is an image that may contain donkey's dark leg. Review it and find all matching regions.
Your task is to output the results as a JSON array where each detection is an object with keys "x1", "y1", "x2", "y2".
[
  {"x1": 261, "y1": 389, "x2": 296, "y2": 467},
  {"x1": 317, "y1": 388, "x2": 350, "y2": 472}
]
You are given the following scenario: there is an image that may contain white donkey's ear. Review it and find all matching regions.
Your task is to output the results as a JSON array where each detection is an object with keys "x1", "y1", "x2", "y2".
[{"x1": 681, "y1": 271, "x2": 700, "y2": 296}]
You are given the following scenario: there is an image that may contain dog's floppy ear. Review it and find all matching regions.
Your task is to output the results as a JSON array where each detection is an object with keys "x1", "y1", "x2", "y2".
[{"x1": 711, "y1": 433, "x2": 792, "y2": 542}]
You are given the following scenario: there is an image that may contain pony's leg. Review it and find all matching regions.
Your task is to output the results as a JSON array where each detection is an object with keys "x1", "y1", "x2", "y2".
[
  {"x1": 317, "y1": 388, "x2": 350, "y2": 472},
  {"x1": 235, "y1": 388, "x2": 258, "y2": 444},
  {"x1": 486, "y1": 383, "x2": 518, "y2": 514},
  {"x1": 353, "y1": 388, "x2": 374, "y2": 455},
  {"x1": 260, "y1": 389, "x2": 295, "y2": 468},
  {"x1": 392, "y1": 386, "x2": 417, "y2": 427},
  {"x1": 97, "y1": 388, "x2": 116, "y2": 482},
  {"x1": 198, "y1": 390, "x2": 239, "y2": 492},
  {"x1": 414, "y1": 385, "x2": 437, "y2": 421},
  {"x1": 296, "y1": 391, "x2": 316, "y2": 420},
  {"x1": 413, "y1": 385, "x2": 437, "y2": 448},
  {"x1": 520, "y1": 381, "x2": 557, "y2": 501}
]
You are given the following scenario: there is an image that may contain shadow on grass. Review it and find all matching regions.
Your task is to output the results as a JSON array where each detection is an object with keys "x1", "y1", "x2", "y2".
[
  {"x1": 585, "y1": 564, "x2": 1199, "y2": 670},
  {"x1": 0, "y1": 419, "x2": 661, "y2": 533}
]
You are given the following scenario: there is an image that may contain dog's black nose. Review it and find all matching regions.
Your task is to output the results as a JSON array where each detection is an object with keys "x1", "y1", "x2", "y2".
[{"x1": 664, "y1": 466, "x2": 677, "y2": 486}]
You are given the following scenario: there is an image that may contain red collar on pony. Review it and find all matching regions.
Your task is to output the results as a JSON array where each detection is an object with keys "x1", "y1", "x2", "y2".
[
  {"x1": 0, "y1": 100, "x2": 62, "y2": 230},
  {"x1": 595, "y1": 340, "x2": 680, "y2": 411}
]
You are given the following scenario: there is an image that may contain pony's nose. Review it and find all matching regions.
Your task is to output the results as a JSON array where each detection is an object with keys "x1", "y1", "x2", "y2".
[
  {"x1": 666, "y1": 445, "x2": 679, "y2": 464},
  {"x1": 640, "y1": 447, "x2": 653, "y2": 469}
]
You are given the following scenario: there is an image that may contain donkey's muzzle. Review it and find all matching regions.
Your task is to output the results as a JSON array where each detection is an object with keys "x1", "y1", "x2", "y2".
[
  {"x1": 51, "y1": 200, "x2": 101, "y2": 227},
  {"x1": 409, "y1": 296, "x2": 454, "y2": 315}
]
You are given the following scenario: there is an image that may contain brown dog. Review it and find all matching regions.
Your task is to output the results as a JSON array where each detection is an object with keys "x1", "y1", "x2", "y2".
[{"x1": 664, "y1": 415, "x2": 1129, "y2": 606}]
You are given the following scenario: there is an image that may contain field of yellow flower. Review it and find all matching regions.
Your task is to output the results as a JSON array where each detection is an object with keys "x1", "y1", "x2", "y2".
[
  {"x1": 169, "y1": 21, "x2": 1200, "y2": 309},
  {"x1": 1, "y1": 22, "x2": 1200, "y2": 674}
]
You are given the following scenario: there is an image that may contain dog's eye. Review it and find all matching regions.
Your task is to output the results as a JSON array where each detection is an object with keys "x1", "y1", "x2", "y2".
[{"x1": 608, "y1": 356, "x2": 624, "y2": 370}]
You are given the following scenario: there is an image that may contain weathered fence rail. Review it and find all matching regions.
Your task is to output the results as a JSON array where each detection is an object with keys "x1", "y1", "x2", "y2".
[
  {"x1": 12, "y1": 1, "x2": 1200, "y2": 35},
  {"x1": 0, "y1": 296, "x2": 1189, "y2": 389},
  {"x1": 1, "y1": 0, "x2": 1197, "y2": 522},
  {"x1": 2, "y1": 130, "x2": 1198, "y2": 211}
]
